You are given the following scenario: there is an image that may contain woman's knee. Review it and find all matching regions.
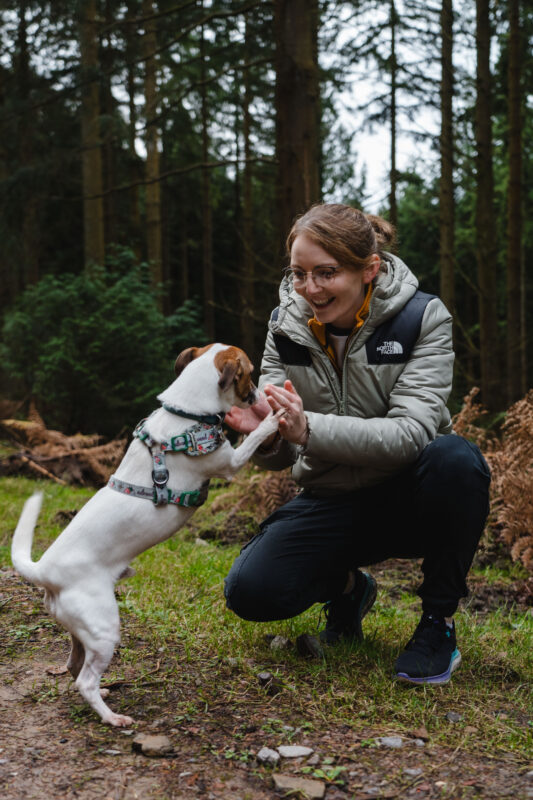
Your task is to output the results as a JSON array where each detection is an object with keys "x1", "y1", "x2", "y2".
[
  {"x1": 224, "y1": 555, "x2": 287, "y2": 622},
  {"x1": 418, "y1": 435, "x2": 491, "y2": 490}
]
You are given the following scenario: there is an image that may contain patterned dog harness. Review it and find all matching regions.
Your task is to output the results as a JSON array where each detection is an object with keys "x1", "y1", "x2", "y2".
[{"x1": 108, "y1": 407, "x2": 226, "y2": 508}]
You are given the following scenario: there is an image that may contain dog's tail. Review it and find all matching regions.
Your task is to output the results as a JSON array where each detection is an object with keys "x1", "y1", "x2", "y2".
[{"x1": 11, "y1": 492, "x2": 44, "y2": 584}]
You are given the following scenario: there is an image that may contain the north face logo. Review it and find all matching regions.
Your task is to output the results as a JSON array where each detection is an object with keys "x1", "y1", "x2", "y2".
[{"x1": 376, "y1": 340, "x2": 404, "y2": 355}]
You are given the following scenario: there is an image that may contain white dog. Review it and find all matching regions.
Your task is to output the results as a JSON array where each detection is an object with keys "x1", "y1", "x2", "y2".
[{"x1": 12, "y1": 343, "x2": 280, "y2": 727}]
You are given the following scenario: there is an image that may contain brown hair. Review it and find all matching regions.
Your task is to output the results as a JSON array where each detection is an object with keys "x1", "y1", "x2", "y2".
[{"x1": 286, "y1": 204, "x2": 396, "y2": 272}]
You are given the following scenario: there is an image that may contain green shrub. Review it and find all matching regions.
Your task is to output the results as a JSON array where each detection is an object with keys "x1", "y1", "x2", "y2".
[{"x1": 1, "y1": 250, "x2": 207, "y2": 436}]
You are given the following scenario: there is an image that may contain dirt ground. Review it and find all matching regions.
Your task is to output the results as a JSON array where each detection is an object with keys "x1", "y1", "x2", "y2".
[{"x1": 1, "y1": 568, "x2": 532, "y2": 800}]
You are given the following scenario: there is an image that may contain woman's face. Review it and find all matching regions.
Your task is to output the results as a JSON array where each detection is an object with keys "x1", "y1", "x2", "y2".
[{"x1": 289, "y1": 234, "x2": 378, "y2": 329}]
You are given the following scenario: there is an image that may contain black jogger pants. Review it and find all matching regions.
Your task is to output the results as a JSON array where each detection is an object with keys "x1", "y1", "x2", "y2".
[{"x1": 224, "y1": 435, "x2": 491, "y2": 620}]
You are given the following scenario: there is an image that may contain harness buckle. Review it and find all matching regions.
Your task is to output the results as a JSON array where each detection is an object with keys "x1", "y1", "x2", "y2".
[{"x1": 152, "y1": 468, "x2": 169, "y2": 488}]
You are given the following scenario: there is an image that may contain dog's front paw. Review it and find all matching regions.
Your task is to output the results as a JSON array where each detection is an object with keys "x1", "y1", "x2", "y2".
[{"x1": 256, "y1": 410, "x2": 281, "y2": 439}]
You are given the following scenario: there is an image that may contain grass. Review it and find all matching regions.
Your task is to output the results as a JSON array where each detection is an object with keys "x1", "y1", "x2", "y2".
[{"x1": 1, "y1": 476, "x2": 531, "y2": 761}]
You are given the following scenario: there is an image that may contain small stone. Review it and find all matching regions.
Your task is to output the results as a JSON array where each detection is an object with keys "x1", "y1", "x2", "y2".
[
  {"x1": 307, "y1": 753, "x2": 320, "y2": 765},
  {"x1": 257, "y1": 671, "x2": 283, "y2": 695},
  {"x1": 277, "y1": 744, "x2": 314, "y2": 758},
  {"x1": 377, "y1": 736, "x2": 403, "y2": 748},
  {"x1": 410, "y1": 725, "x2": 429, "y2": 741},
  {"x1": 256, "y1": 746, "x2": 280, "y2": 765},
  {"x1": 270, "y1": 635, "x2": 292, "y2": 651},
  {"x1": 272, "y1": 774, "x2": 325, "y2": 799},
  {"x1": 435, "y1": 781, "x2": 447, "y2": 788},
  {"x1": 526, "y1": 770, "x2": 533, "y2": 779},
  {"x1": 446, "y1": 711, "x2": 463, "y2": 723},
  {"x1": 403, "y1": 768, "x2": 422, "y2": 776},
  {"x1": 412, "y1": 739, "x2": 426, "y2": 747},
  {"x1": 194, "y1": 537, "x2": 208, "y2": 546},
  {"x1": 102, "y1": 749, "x2": 122, "y2": 756},
  {"x1": 296, "y1": 633, "x2": 324, "y2": 659},
  {"x1": 464, "y1": 726, "x2": 478, "y2": 734},
  {"x1": 132, "y1": 733, "x2": 173, "y2": 757},
  {"x1": 0, "y1": 759, "x2": 8, "y2": 765}
]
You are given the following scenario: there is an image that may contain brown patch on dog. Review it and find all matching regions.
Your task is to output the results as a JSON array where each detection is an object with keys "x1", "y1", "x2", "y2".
[
  {"x1": 214, "y1": 347, "x2": 255, "y2": 400},
  {"x1": 174, "y1": 344, "x2": 214, "y2": 376}
]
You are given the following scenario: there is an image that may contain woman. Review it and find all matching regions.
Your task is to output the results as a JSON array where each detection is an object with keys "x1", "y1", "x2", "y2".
[{"x1": 224, "y1": 204, "x2": 490, "y2": 685}]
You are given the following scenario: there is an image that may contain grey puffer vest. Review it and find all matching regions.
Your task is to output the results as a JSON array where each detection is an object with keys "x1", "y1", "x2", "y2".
[{"x1": 254, "y1": 253, "x2": 454, "y2": 495}]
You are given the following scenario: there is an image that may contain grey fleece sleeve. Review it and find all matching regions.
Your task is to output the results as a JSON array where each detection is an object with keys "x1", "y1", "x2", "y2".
[{"x1": 304, "y1": 299, "x2": 454, "y2": 469}]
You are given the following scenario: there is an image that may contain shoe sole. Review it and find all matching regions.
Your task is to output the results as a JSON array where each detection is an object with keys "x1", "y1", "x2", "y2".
[{"x1": 395, "y1": 648, "x2": 462, "y2": 685}]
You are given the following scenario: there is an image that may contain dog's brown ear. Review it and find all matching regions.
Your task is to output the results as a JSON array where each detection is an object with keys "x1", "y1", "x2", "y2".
[
  {"x1": 218, "y1": 359, "x2": 239, "y2": 391},
  {"x1": 174, "y1": 347, "x2": 198, "y2": 376}
]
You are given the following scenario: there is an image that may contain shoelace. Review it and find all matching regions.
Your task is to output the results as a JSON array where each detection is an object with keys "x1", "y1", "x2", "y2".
[{"x1": 406, "y1": 619, "x2": 450, "y2": 655}]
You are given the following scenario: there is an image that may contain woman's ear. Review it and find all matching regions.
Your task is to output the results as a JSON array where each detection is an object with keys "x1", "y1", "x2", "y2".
[{"x1": 363, "y1": 254, "x2": 381, "y2": 284}]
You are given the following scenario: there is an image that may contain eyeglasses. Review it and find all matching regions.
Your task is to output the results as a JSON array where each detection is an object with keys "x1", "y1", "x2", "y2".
[{"x1": 284, "y1": 265, "x2": 343, "y2": 288}]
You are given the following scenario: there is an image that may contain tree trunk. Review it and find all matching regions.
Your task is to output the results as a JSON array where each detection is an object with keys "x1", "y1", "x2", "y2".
[
  {"x1": 142, "y1": 0, "x2": 163, "y2": 295},
  {"x1": 474, "y1": 0, "x2": 499, "y2": 410},
  {"x1": 439, "y1": 0, "x2": 454, "y2": 318},
  {"x1": 240, "y1": 18, "x2": 255, "y2": 357},
  {"x1": 126, "y1": 0, "x2": 142, "y2": 261},
  {"x1": 389, "y1": 0, "x2": 398, "y2": 230},
  {"x1": 200, "y1": 14, "x2": 214, "y2": 338},
  {"x1": 274, "y1": 0, "x2": 321, "y2": 256},
  {"x1": 17, "y1": 0, "x2": 40, "y2": 287},
  {"x1": 102, "y1": 0, "x2": 119, "y2": 247},
  {"x1": 506, "y1": 0, "x2": 523, "y2": 403},
  {"x1": 79, "y1": 0, "x2": 105, "y2": 270}
]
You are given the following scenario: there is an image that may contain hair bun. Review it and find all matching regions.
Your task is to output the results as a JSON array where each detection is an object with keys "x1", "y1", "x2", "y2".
[{"x1": 365, "y1": 214, "x2": 396, "y2": 249}]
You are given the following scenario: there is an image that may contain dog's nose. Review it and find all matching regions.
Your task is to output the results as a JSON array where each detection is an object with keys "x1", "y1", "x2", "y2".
[{"x1": 246, "y1": 386, "x2": 259, "y2": 405}]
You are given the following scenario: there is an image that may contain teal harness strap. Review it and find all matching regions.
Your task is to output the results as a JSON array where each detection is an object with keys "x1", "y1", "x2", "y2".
[
  {"x1": 108, "y1": 476, "x2": 210, "y2": 508},
  {"x1": 133, "y1": 419, "x2": 225, "y2": 456},
  {"x1": 107, "y1": 416, "x2": 225, "y2": 508}
]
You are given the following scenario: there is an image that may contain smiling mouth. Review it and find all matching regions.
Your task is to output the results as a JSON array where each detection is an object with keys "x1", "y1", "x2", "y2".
[{"x1": 312, "y1": 297, "x2": 335, "y2": 309}]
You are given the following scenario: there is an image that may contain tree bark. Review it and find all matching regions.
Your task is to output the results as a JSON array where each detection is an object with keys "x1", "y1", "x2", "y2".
[
  {"x1": 200, "y1": 13, "x2": 214, "y2": 338},
  {"x1": 142, "y1": 0, "x2": 163, "y2": 295},
  {"x1": 439, "y1": 0, "x2": 454, "y2": 318},
  {"x1": 474, "y1": 0, "x2": 499, "y2": 410},
  {"x1": 274, "y1": 0, "x2": 321, "y2": 256},
  {"x1": 240, "y1": 17, "x2": 255, "y2": 357},
  {"x1": 506, "y1": 0, "x2": 523, "y2": 403},
  {"x1": 17, "y1": 0, "x2": 40, "y2": 287},
  {"x1": 126, "y1": 0, "x2": 143, "y2": 261},
  {"x1": 102, "y1": 0, "x2": 119, "y2": 247},
  {"x1": 79, "y1": 0, "x2": 106, "y2": 270},
  {"x1": 389, "y1": 0, "x2": 398, "y2": 230}
]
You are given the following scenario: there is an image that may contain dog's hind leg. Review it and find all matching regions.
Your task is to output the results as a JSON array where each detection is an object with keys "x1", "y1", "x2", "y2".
[
  {"x1": 56, "y1": 584, "x2": 134, "y2": 726},
  {"x1": 67, "y1": 635, "x2": 85, "y2": 679},
  {"x1": 75, "y1": 638, "x2": 134, "y2": 727}
]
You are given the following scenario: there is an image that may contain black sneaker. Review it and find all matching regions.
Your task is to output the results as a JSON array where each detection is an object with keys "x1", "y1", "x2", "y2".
[
  {"x1": 394, "y1": 613, "x2": 461, "y2": 685},
  {"x1": 319, "y1": 570, "x2": 377, "y2": 644}
]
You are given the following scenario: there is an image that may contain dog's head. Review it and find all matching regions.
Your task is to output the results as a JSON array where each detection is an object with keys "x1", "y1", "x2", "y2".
[{"x1": 174, "y1": 344, "x2": 259, "y2": 408}]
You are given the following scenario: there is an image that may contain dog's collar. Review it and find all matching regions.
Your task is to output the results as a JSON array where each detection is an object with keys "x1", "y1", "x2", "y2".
[{"x1": 161, "y1": 402, "x2": 225, "y2": 426}]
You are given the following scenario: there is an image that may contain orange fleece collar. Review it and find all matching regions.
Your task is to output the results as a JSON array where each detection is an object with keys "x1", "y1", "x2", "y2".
[{"x1": 307, "y1": 284, "x2": 373, "y2": 355}]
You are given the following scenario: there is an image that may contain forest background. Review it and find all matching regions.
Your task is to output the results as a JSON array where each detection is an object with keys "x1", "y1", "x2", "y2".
[
  {"x1": 0, "y1": 0, "x2": 532, "y2": 437},
  {"x1": 0, "y1": 5, "x2": 532, "y2": 792}
]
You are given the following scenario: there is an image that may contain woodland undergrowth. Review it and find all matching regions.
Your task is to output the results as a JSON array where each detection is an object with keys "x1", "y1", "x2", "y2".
[
  {"x1": 453, "y1": 388, "x2": 533, "y2": 573},
  {"x1": 1, "y1": 390, "x2": 532, "y2": 575}
]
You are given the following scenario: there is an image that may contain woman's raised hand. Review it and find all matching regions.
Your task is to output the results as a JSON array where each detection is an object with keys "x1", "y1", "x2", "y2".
[
  {"x1": 264, "y1": 380, "x2": 309, "y2": 446},
  {"x1": 224, "y1": 391, "x2": 272, "y2": 434}
]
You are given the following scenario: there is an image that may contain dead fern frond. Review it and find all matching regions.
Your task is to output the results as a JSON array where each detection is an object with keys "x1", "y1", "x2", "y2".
[
  {"x1": 463, "y1": 390, "x2": 533, "y2": 575},
  {"x1": 0, "y1": 414, "x2": 127, "y2": 487}
]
